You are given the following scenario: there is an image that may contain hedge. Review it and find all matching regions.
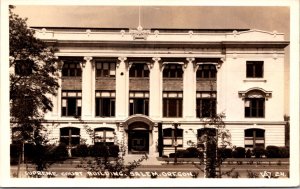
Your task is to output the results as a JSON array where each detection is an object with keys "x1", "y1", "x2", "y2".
[
  {"x1": 252, "y1": 147, "x2": 265, "y2": 158},
  {"x1": 265, "y1": 146, "x2": 289, "y2": 158},
  {"x1": 169, "y1": 147, "x2": 203, "y2": 158},
  {"x1": 232, "y1": 147, "x2": 245, "y2": 158}
]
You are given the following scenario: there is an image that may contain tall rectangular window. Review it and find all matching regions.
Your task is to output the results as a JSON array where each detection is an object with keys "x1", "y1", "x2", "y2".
[
  {"x1": 61, "y1": 91, "x2": 82, "y2": 117},
  {"x1": 129, "y1": 92, "x2": 149, "y2": 116},
  {"x1": 196, "y1": 64, "x2": 216, "y2": 78},
  {"x1": 246, "y1": 61, "x2": 263, "y2": 78},
  {"x1": 245, "y1": 98, "x2": 265, "y2": 117},
  {"x1": 163, "y1": 92, "x2": 183, "y2": 117},
  {"x1": 196, "y1": 92, "x2": 216, "y2": 118},
  {"x1": 95, "y1": 91, "x2": 115, "y2": 117},
  {"x1": 129, "y1": 63, "x2": 149, "y2": 78},
  {"x1": 96, "y1": 61, "x2": 116, "y2": 77},
  {"x1": 62, "y1": 61, "x2": 82, "y2": 77},
  {"x1": 163, "y1": 64, "x2": 183, "y2": 78}
]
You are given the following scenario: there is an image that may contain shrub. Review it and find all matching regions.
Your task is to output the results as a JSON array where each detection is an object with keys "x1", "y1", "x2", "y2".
[
  {"x1": 169, "y1": 153, "x2": 175, "y2": 158},
  {"x1": 218, "y1": 148, "x2": 233, "y2": 159},
  {"x1": 232, "y1": 147, "x2": 245, "y2": 158},
  {"x1": 252, "y1": 147, "x2": 265, "y2": 158},
  {"x1": 186, "y1": 147, "x2": 201, "y2": 158},
  {"x1": 265, "y1": 146, "x2": 280, "y2": 158},
  {"x1": 90, "y1": 145, "x2": 109, "y2": 157},
  {"x1": 279, "y1": 146, "x2": 289, "y2": 158},
  {"x1": 176, "y1": 150, "x2": 190, "y2": 158},
  {"x1": 10, "y1": 144, "x2": 21, "y2": 165},
  {"x1": 51, "y1": 143, "x2": 68, "y2": 160},
  {"x1": 245, "y1": 149, "x2": 252, "y2": 158},
  {"x1": 108, "y1": 145, "x2": 120, "y2": 157},
  {"x1": 72, "y1": 144, "x2": 89, "y2": 157}
]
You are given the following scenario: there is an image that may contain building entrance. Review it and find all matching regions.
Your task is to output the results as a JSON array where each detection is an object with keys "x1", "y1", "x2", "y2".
[{"x1": 127, "y1": 121, "x2": 150, "y2": 154}]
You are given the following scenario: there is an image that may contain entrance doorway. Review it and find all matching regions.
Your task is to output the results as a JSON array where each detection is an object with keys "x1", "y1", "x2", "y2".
[{"x1": 127, "y1": 122, "x2": 150, "y2": 154}]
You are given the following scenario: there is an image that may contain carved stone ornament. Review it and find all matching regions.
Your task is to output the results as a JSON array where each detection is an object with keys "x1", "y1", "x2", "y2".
[{"x1": 129, "y1": 25, "x2": 151, "y2": 40}]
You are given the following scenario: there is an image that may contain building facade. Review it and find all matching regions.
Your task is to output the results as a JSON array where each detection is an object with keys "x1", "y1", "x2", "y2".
[{"x1": 30, "y1": 27, "x2": 289, "y2": 156}]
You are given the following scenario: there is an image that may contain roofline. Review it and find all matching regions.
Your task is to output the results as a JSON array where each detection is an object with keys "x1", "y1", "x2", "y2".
[{"x1": 30, "y1": 26, "x2": 250, "y2": 32}]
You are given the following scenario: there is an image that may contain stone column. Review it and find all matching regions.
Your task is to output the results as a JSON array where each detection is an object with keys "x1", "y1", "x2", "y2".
[
  {"x1": 149, "y1": 57, "x2": 162, "y2": 119},
  {"x1": 183, "y1": 58, "x2": 196, "y2": 119},
  {"x1": 82, "y1": 56, "x2": 93, "y2": 118},
  {"x1": 116, "y1": 57, "x2": 128, "y2": 119}
]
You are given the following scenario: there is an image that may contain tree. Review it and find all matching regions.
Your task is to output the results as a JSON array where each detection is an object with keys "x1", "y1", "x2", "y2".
[{"x1": 9, "y1": 6, "x2": 60, "y2": 177}]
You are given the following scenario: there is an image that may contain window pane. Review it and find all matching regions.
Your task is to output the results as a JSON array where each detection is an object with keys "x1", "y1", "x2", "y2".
[
  {"x1": 256, "y1": 129, "x2": 265, "y2": 137},
  {"x1": 71, "y1": 128, "x2": 80, "y2": 135},
  {"x1": 67, "y1": 98, "x2": 77, "y2": 116},
  {"x1": 60, "y1": 137, "x2": 69, "y2": 145},
  {"x1": 60, "y1": 128, "x2": 69, "y2": 136},
  {"x1": 102, "y1": 98, "x2": 111, "y2": 116},
  {"x1": 111, "y1": 100, "x2": 115, "y2": 116},
  {"x1": 71, "y1": 137, "x2": 80, "y2": 145},
  {"x1": 168, "y1": 99, "x2": 177, "y2": 117},
  {"x1": 163, "y1": 129, "x2": 172, "y2": 137},
  {"x1": 246, "y1": 63, "x2": 253, "y2": 77}
]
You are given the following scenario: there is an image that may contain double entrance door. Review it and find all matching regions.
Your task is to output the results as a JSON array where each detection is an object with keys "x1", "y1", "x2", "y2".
[{"x1": 128, "y1": 130, "x2": 149, "y2": 154}]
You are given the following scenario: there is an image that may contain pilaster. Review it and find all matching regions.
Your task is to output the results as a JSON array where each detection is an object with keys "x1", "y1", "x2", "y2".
[
  {"x1": 116, "y1": 57, "x2": 128, "y2": 119},
  {"x1": 82, "y1": 56, "x2": 93, "y2": 118},
  {"x1": 149, "y1": 57, "x2": 162, "y2": 119},
  {"x1": 183, "y1": 57, "x2": 196, "y2": 119}
]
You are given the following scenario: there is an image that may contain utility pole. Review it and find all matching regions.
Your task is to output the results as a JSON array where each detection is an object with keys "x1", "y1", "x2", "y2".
[{"x1": 173, "y1": 121, "x2": 180, "y2": 165}]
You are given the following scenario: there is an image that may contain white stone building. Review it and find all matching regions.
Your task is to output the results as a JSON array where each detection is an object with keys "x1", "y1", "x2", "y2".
[{"x1": 32, "y1": 27, "x2": 289, "y2": 157}]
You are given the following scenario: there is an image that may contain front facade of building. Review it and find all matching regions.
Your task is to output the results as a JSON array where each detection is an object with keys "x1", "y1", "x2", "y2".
[{"x1": 31, "y1": 27, "x2": 288, "y2": 157}]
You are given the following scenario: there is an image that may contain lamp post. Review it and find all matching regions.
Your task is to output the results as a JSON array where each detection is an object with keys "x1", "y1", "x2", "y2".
[{"x1": 173, "y1": 121, "x2": 180, "y2": 165}]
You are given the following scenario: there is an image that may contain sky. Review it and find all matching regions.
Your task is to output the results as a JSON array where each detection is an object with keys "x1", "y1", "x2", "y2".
[
  {"x1": 13, "y1": 6, "x2": 289, "y2": 36},
  {"x1": 13, "y1": 5, "x2": 290, "y2": 114}
]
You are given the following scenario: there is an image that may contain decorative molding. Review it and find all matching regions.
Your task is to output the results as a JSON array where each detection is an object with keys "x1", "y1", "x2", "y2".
[
  {"x1": 243, "y1": 79, "x2": 267, "y2": 83},
  {"x1": 41, "y1": 28, "x2": 47, "y2": 35},
  {"x1": 273, "y1": 51, "x2": 278, "y2": 60},
  {"x1": 127, "y1": 62, "x2": 133, "y2": 70},
  {"x1": 185, "y1": 57, "x2": 195, "y2": 69},
  {"x1": 154, "y1": 30, "x2": 159, "y2": 37},
  {"x1": 86, "y1": 29, "x2": 91, "y2": 37},
  {"x1": 82, "y1": 56, "x2": 93, "y2": 68},
  {"x1": 129, "y1": 26, "x2": 151, "y2": 40},
  {"x1": 238, "y1": 87, "x2": 272, "y2": 100},
  {"x1": 188, "y1": 30, "x2": 193, "y2": 38},
  {"x1": 233, "y1": 30, "x2": 239, "y2": 38},
  {"x1": 272, "y1": 30, "x2": 277, "y2": 38},
  {"x1": 193, "y1": 62, "x2": 199, "y2": 71},
  {"x1": 120, "y1": 30, "x2": 126, "y2": 37},
  {"x1": 152, "y1": 57, "x2": 161, "y2": 62},
  {"x1": 233, "y1": 52, "x2": 238, "y2": 59},
  {"x1": 146, "y1": 62, "x2": 154, "y2": 69},
  {"x1": 117, "y1": 57, "x2": 127, "y2": 68}
]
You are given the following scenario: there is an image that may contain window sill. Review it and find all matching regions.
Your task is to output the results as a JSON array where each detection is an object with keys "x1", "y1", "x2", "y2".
[{"x1": 243, "y1": 78, "x2": 267, "y2": 82}]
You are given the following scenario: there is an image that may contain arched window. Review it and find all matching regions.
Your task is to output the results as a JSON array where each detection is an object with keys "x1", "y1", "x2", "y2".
[
  {"x1": 239, "y1": 88, "x2": 271, "y2": 118},
  {"x1": 244, "y1": 128, "x2": 265, "y2": 150},
  {"x1": 244, "y1": 90, "x2": 265, "y2": 118},
  {"x1": 163, "y1": 128, "x2": 183, "y2": 147},
  {"x1": 60, "y1": 127, "x2": 80, "y2": 146},
  {"x1": 94, "y1": 127, "x2": 115, "y2": 146}
]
